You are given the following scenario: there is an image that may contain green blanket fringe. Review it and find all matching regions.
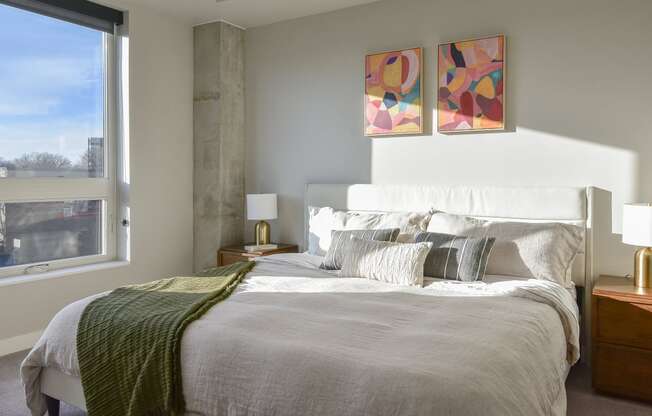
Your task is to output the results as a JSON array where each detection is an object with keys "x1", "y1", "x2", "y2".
[{"x1": 77, "y1": 261, "x2": 255, "y2": 416}]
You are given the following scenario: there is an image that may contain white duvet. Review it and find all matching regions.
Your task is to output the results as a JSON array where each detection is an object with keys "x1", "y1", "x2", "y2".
[{"x1": 22, "y1": 253, "x2": 579, "y2": 416}]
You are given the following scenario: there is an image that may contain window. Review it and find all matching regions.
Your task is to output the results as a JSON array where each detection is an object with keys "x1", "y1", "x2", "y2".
[{"x1": 0, "y1": 1, "x2": 124, "y2": 277}]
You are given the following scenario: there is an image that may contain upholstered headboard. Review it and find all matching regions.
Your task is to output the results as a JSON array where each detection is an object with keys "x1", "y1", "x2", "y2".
[
  {"x1": 305, "y1": 184, "x2": 593, "y2": 283},
  {"x1": 304, "y1": 184, "x2": 611, "y2": 361}
]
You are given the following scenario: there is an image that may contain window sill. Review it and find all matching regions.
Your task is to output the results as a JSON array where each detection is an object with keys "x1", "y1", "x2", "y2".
[{"x1": 0, "y1": 260, "x2": 130, "y2": 288}]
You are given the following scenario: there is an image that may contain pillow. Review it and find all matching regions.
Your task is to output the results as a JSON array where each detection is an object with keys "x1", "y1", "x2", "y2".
[
  {"x1": 344, "y1": 210, "x2": 432, "y2": 243},
  {"x1": 308, "y1": 206, "x2": 431, "y2": 256},
  {"x1": 308, "y1": 207, "x2": 346, "y2": 256},
  {"x1": 426, "y1": 212, "x2": 583, "y2": 285},
  {"x1": 320, "y1": 228, "x2": 400, "y2": 270},
  {"x1": 415, "y1": 232, "x2": 495, "y2": 282},
  {"x1": 339, "y1": 238, "x2": 432, "y2": 287}
]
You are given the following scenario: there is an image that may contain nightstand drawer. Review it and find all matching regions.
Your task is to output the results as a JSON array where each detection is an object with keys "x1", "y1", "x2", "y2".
[
  {"x1": 594, "y1": 342, "x2": 652, "y2": 401},
  {"x1": 596, "y1": 297, "x2": 652, "y2": 349}
]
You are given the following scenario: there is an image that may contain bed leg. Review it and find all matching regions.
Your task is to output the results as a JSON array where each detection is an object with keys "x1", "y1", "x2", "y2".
[{"x1": 45, "y1": 395, "x2": 60, "y2": 416}]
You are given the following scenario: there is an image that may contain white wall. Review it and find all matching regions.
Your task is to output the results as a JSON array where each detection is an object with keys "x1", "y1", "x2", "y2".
[
  {"x1": 246, "y1": 0, "x2": 652, "y2": 275},
  {"x1": 0, "y1": 1, "x2": 194, "y2": 353}
]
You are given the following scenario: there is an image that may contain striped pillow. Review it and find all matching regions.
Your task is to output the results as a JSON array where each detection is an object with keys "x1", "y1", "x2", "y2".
[
  {"x1": 415, "y1": 232, "x2": 495, "y2": 282},
  {"x1": 320, "y1": 228, "x2": 400, "y2": 270}
]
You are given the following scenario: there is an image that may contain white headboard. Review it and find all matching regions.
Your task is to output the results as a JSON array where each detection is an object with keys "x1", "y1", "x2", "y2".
[{"x1": 304, "y1": 184, "x2": 611, "y2": 361}]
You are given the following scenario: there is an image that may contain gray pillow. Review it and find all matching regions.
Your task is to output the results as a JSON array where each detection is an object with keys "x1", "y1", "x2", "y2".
[
  {"x1": 415, "y1": 232, "x2": 495, "y2": 282},
  {"x1": 426, "y1": 212, "x2": 584, "y2": 285},
  {"x1": 320, "y1": 228, "x2": 400, "y2": 270}
]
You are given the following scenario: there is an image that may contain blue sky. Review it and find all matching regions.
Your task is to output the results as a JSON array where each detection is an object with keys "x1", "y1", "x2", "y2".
[{"x1": 0, "y1": 3, "x2": 104, "y2": 162}]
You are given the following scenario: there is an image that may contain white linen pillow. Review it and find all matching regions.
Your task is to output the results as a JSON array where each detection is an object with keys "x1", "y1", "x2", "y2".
[
  {"x1": 339, "y1": 238, "x2": 432, "y2": 287},
  {"x1": 320, "y1": 228, "x2": 400, "y2": 270},
  {"x1": 344, "y1": 211, "x2": 432, "y2": 243},
  {"x1": 308, "y1": 206, "x2": 431, "y2": 256},
  {"x1": 426, "y1": 212, "x2": 583, "y2": 285},
  {"x1": 308, "y1": 207, "x2": 347, "y2": 256}
]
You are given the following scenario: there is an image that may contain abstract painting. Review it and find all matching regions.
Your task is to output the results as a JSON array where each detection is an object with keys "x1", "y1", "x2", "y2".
[
  {"x1": 365, "y1": 47, "x2": 423, "y2": 136},
  {"x1": 438, "y1": 35, "x2": 505, "y2": 132}
]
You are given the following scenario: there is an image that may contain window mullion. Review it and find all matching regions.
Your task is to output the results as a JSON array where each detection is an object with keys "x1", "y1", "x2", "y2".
[{"x1": 0, "y1": 178, "x2": 111, "y2": 202}]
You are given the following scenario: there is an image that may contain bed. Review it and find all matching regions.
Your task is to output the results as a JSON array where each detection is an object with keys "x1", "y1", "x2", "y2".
[{"x1": 21, "y1": 184, "x2": 610, "y2": 416}]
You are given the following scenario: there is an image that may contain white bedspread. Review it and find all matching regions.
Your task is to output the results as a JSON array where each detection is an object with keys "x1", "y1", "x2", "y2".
[{"x1": 22, "y1": 253, "x2": 579, "y2": 416}]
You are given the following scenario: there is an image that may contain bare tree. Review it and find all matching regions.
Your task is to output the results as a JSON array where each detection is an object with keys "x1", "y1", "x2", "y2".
[
  {"x1": 0, "y1": 158, "x2": 15, "y2": 169},
  {"x1": 13, "y1": 152, "x2": 73, "y2": 171},
  {"x1": 76, "y1": 150, "x2": 91, "y2": 169}
]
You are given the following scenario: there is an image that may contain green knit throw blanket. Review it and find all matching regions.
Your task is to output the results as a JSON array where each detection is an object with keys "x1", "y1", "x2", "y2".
[{"x1": 77, "y1": 261, "x2": 255, "y2": 416}]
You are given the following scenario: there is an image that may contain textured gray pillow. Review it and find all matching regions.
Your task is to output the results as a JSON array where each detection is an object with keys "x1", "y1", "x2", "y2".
[
  {"x1": 340, "y1": 238, "x2": 432, "y2": 287},
  {"x1": 320, "y1": 228, "x2": 400, "y2": 270},
  {"x1": 415, "y1": 232, "x2": 495, "y2": 282}
]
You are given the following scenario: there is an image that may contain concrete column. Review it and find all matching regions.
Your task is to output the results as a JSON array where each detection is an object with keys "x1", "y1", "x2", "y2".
[{"x1": 193, "y1": 22, "x2": 245, "y2": 271}]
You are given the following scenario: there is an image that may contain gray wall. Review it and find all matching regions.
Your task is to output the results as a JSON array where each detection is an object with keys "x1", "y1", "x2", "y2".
[
  {"x1": 194, "y1": 22, "x2": 245, "y2": 271},
  {"x1": 245, "y1": 0, "x2": 652, "y2": 275}
]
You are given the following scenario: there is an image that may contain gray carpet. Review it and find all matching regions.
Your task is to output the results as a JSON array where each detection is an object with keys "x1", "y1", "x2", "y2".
[
  {"x1": 0, "y1": 351, "x2": 84, "y2": 416},
  {"x1": 1, "y1": 350, "x2": 652, "y2": 415}
]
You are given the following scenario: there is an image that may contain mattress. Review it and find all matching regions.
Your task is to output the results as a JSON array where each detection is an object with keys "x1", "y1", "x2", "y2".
[{"x1": 22, "y1": 253, "x2": 579, "y2": 416}]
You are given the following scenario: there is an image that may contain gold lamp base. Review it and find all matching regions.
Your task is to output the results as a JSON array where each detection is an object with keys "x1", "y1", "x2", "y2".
[
  {"x1": 634, "y1": 247, "x2": 652, "y2": 288},
  {"x1": 254, "y1": 221, "x2": 271, "y2": 245}
]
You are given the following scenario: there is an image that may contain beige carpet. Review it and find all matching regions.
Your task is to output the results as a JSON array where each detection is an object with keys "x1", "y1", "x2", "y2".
[{"x1": 1, "y1": 350, "x2": 651, "y2": 415}]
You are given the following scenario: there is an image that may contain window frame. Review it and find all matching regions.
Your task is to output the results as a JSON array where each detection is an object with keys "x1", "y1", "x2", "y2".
[{"x1": 0, "y1": 29, "x2": 118, "y2": 279}]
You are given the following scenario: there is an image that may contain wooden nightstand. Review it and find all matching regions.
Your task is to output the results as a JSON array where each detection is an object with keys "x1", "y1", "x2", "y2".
[
  {"x1": 592, "y1": 275, "x2": 652, "y2": 401},
  {"x1": 217, "y1": 243, "x2": 299, "y2": 266}
]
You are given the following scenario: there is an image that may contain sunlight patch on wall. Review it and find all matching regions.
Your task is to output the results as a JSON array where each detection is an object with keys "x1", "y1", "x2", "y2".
[{"x1": 370, "y1": 126, "x2": 638, "y2": 234}]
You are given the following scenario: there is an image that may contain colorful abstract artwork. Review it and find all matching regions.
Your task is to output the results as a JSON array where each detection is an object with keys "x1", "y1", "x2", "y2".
[
  {"x1": 438, "y1": 35, "x2": 505, "y2": 132},
  {"x1": 365, "y1": 47, "x2": 422, "y2": 136}
]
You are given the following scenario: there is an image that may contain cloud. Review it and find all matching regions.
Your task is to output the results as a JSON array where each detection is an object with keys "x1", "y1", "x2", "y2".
[
  {"x1": 0, "y1": 57, "x2": 102, "y2": 117},
  {"x1": 1, "y1": 57, "x2": 100, "y2": 88},
  {"x1": 0, "y1": 95, "x2": 59, "y2": 116}
]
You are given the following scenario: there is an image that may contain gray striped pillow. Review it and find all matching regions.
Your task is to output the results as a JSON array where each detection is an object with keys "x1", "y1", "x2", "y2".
[
  {"x1": 415, "y1": 232, "x2": 495, "y2": 282},
  {"x1": 320, "y1": 228, "x2": 400, "y2": 270}
]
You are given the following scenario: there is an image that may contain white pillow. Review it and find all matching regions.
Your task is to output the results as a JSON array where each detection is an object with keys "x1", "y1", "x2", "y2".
[
  {"x1": 308, "y1": 207, "x2": 347, "y2": 256},
  {"x1": 426, "y1": 212, "x2": 583, "y2": 285},
  {"x1": 339, "y1": 238, "x2": 432, "y2": 287},
  {"x1": 346, "y1": 210, "x2": 432, "y2": 243},
  {"x1": 308, "y1": 206, "x2": 431, "y2": 256}
]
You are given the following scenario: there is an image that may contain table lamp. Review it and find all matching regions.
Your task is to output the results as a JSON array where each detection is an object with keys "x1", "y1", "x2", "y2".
[
  {"x1": 247, "y1": 194, "x2": 277, "y2": 245},
  {"x1": 623, "y1": 203, "x2": 652, "y2": 288}
]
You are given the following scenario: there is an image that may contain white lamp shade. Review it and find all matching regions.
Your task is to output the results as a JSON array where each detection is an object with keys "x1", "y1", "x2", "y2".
[
  {"x1": 623, "y1": 203, "x2": 652, "y2": 247},
  {"x1": 247, "y1": 194, "x2": 278, "y2": 220}
]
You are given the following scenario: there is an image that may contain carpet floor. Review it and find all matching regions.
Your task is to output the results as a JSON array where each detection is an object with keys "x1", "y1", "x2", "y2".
[{"x1": 1, "y1": 350, "x2": 652, "y2": 415}]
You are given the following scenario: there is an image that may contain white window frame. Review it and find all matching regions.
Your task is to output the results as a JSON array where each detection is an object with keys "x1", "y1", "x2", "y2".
[{"x1": 0, "y1": 31, "x2": 118, "y2": 278}]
